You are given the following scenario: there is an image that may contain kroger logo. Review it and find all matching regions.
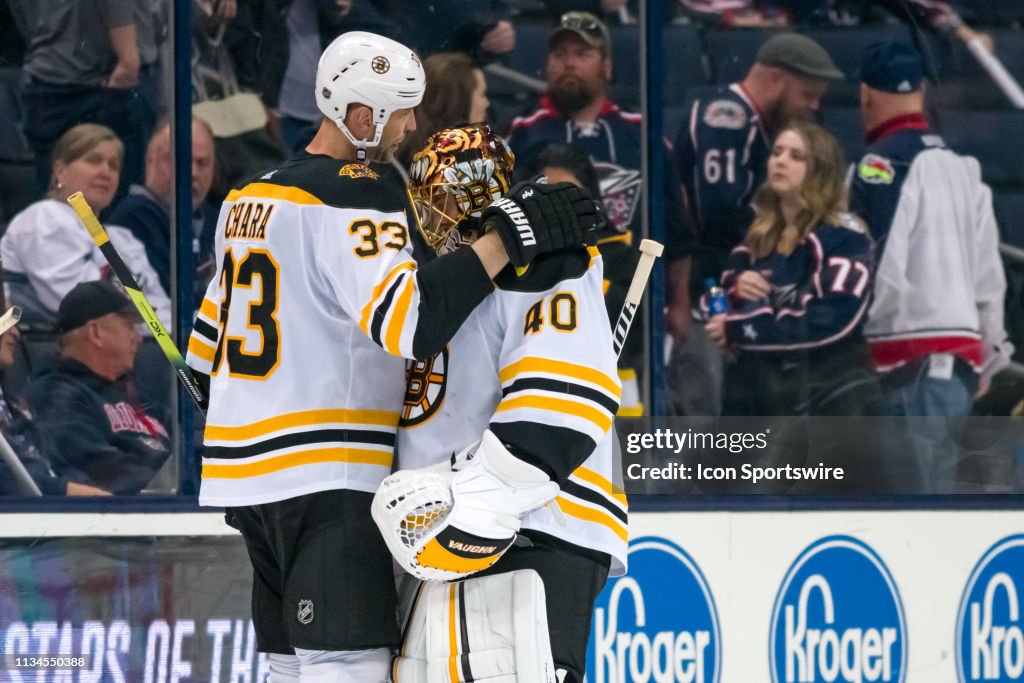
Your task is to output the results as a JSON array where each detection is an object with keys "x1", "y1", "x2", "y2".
[
  {"x1": 587, "y1": 537, "x2": 720, "y2": 683},
  {"x1": 770, "y1": 536, "x2": 906, "y2": 683},
  {"x1": 957, "y1": 534, "x2": 1024, "y2": 682}
]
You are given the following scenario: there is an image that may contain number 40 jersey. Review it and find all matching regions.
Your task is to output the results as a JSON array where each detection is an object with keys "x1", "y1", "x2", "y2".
[
  {"x1": 185, "y1": 154, "x2": 492, "y2": 508},
  {"x1": 398, "y1": 249, "x2": 628, "y2": 576}
]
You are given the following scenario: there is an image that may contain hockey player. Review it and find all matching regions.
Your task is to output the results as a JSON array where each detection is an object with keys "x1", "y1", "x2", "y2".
[
  {"x1": 185, "y1": 32, "x2": 601, "y2": 683},
  {"x1": 704, "y1": 122, "x2": 877, "y2": 416},
  {"x1": 671, "y1": 32, "x2": 842, "y2": 416},
  {"x1": 375, "y1": 125, "x2": 625, "y2": 683}
]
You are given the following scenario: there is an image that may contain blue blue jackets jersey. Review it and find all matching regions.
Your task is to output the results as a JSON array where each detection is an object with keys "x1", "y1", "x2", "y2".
[
  {"x1": 674, "y1": 84, "x2": 772, "y2": 298},
  {"x1": 507, "y1": 95, "x2": 693, "y2": 259},
  {"x1": 675, "y1": 84, "x2": 770, "y2": 252},
  {"x1": 721, "y1": 215, "x2": 873, "y2": 354}
]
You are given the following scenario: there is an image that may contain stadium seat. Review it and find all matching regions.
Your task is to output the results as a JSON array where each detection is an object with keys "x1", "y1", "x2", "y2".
[
  {"x1": 820, "y1": 106, "x2": 865, "y2": 167},
  {"x1": 663, "y1": 25, "x2": 709, "y2": 104},
  {"x1": 934, "y1": 109, "x2": 1024, "y2": 190},
  {"x1": 507, "y1": 22, "x2": 550, "y2": 81},
  {"x1": 704, "y1": 28, "x2": 774, "y2": 84},
  {"x1": 994, "y1": 192, "x2": 1024, "y2": 248}
]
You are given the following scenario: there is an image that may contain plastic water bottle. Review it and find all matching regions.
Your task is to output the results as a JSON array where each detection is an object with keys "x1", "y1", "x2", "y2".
[{"x1": 706, "y1": 278, "x2": 728, "y2": 316}]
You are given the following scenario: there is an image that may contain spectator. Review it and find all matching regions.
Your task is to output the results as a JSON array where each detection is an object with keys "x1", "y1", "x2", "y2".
[
  {"x1": 255, "y1": 0, "x2": 396, "y2": 153},
  {"x1": 671, "y1": 32, "x2": 842, "y2": 416},
  {"x1": 376, "y1": 0, "x2": 516, "y2": 63},
  {"x1": 26, "y1": 281, "x2": 171, "y2": 495},
  {"x1": 506, "y1": 11, "x2": 693, "y2": 392},
  {"x1": 706, "y1": 122, "x2": 877, "y2": 416},
  {"x1": 397, "y1": 52, "x2": 491, "y2": 168},
  {"x1": 525, "y1": 142, "x2": 646, "y2": 415},
  {"x1": 678, "y1": 0, "x2": 990, "y2": 46},
  {"x1": 9, "y1": 0, "x2": 157, "y2": 196},
  {"x1": 0, "y1": 124, "x2": 172, "y2": 330},
  {"x1": 106, "y1": 118, "x2": 218, "y2": 300},
  {"x1": 0, "y1": 321, "x2": 111, "y2": 496},
  {"x1": 849, "y1": 42, "x2": 1011, "y2": 492}
]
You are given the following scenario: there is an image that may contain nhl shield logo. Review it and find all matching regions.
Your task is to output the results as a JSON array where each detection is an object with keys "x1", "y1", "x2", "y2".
[{"x1": 297, "y1": 599, "x2": 314, "y2": 625}]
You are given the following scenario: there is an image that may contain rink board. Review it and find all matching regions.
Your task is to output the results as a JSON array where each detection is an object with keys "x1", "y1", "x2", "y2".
[{"x1": 0, "y1": 509, "x2": 1021, "y2": 682}]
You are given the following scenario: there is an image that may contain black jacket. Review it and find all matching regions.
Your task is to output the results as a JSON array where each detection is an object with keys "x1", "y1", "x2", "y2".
[{"x1": 26, "y1": 359, "x2": 171, "y2": 495}]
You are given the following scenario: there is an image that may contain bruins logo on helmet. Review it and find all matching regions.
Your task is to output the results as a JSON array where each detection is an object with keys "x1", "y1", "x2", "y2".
[
  {"x1": 401, "y1": 346, "x2": 449, "y2": 426},
  {"x1": 371, "y1": 56, "x2": 390, "y2": 74},
  {"x1": 408, "y1": 125, "x2": 515, "y2": 253}
]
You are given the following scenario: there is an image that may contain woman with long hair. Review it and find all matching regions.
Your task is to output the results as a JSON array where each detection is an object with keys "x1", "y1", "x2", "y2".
[
  {"x1": 0, "y1": 124, "x2": 171, "y2": 330},
  {"x1": 706, "y1": 121, "x2": 878, "y2": 416},
  {"x1": 396, "y1": 52, "x2": 490, "y2": 168}
]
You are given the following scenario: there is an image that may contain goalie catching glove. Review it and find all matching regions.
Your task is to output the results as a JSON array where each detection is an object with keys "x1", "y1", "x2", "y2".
[
  {"x1": 483, "y1": 177, "x2": 601, "y2": 269},
  {"x1": 372, "y1": 430, "x2": 560, "y2": 582}
]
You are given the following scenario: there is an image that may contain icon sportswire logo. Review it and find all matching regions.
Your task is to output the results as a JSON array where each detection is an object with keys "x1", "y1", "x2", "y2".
[
  {"x1": 957, "y1": 535, "x2": 1024, "y2": 682},
  {"x1": 587, "y1": 537, "x2": 721, "y2": 683},
  {"x1": 770, "y1": 536, "x2": 907, "y2": 683}
]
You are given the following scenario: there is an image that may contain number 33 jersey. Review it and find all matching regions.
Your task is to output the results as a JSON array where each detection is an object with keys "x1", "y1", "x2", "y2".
[
  {"x1": 398, "y1": 249, "x2": 628, "y2": 576},
  {"x1": 187, "y1": 155, "x2": 442, "y2": 507}
]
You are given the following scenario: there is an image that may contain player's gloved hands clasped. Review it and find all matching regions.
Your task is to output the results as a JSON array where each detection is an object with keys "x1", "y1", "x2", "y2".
[
  {"x1": 483, "y1": 177, "x2": 601, "y2": 268},
  {"x1": 371, "y1": 430, "x2": 560, "y2": 582}
]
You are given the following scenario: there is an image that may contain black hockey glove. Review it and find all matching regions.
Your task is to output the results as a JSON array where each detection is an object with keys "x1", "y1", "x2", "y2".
[{"x1": 482, "y1": 178, "x2": 601, "y2": 268}]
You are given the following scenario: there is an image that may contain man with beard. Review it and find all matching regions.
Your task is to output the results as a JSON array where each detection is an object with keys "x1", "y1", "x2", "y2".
[
  {"x1": 669, "y1": 32, "x2": 842, "y2": 416},
  {"x1": 506, "y1": 12, "x2": 694, "y2": 415}
]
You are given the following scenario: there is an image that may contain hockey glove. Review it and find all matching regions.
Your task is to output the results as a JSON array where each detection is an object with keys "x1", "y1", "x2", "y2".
[
  {"x1": 483, "y1": 177, "x2": 601, "y2": 269},
  {"x1": 371, "y1": 430, "x2": 560, "y2": 582}
]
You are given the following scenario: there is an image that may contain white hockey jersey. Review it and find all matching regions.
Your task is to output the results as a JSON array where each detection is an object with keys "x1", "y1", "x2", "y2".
[
  {"x1": 398, "y1": 248, "x2": 628, "y2": 576},
  {"x1": 1, "y1": 199, "x2": 171, "y2": 329},
  {"x1": 186, "y1": 155, "x2": 494, "y2": 507}
]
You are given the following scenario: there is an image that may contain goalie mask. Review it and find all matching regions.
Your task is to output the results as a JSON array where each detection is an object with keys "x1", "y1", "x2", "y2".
[{"x1": 408, "y1": 125, "x2": 515, "y2": 254}]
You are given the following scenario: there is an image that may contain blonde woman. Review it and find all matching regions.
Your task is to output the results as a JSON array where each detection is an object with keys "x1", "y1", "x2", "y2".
[
  {"x1": 706, "y1": 121, "x2": 878, "y2": 416},
  {"x1": 1, "y1": 124, "x2": 171, "y2": 330}
]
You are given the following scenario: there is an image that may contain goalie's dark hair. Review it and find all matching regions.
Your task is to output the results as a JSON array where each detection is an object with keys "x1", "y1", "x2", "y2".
[{"x1": 524, "y1": 143, "x2": 602, "y2": 201}]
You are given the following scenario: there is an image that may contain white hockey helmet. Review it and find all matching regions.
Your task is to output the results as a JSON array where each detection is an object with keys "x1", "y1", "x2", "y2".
[{"x1": 315, "y1": 31, "x2": 425, "y2": 152}]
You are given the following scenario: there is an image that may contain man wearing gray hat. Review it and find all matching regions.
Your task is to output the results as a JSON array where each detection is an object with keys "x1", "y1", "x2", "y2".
[
  {"x1": 670, "y1": 32, "x2": 842, "y2": 416},
  {"x1": 849, "y1": 41, "x2": 1011, "y2": 492}
]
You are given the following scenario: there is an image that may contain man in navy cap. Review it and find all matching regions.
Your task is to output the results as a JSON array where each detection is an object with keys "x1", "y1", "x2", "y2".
[
  {"x1": 25, "y1": 281, "x2": 171, "y2": 494},
  {"x1": 850, "y1": 41, "x2": 1012, "y2": 492}
]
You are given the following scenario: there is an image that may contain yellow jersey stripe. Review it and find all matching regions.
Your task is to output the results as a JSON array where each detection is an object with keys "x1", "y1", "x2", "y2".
[
  {"x1": 598, "y1": 232, "x2": 633, "y2": 246},
  {"x1": 227, "y1": 182, "x2": 324, "y2": 206},
  {"x1": 572, "y1": 466, "x2": 628, "y2": 506},
  {"x1": 205, "y1": 409, "x2": 400, "y2": 442},
  {"x1": 200, "y1": 297, "x2": 218, "y2": 321},
  {"x1": 499, "y1": 357, "x2": 621, "y2": 398},
  {"x1": 385, "y1": 274, "x2": 415, "y2": 356},
  {"x1": 496, "y1": 395, "x2": 612, "y2": 433},
  {"x1": 188, "y1": 336, "x2": 217, "y2": 363},
  {"x1": 448, "y1": 584, "x2": 460, "y2": 682},
  {"x1": 359, "y1": 261, "x2": 416, "y2": 336},
  {"x1": 202, "y1": 447, "x2": 392, "y2": 479},
  {"x1": 555, "y1": 496, "x2": 629, "y2": 542},
  {"x1": 617, "y1": 405, "x2": 644, "y2": 417}
]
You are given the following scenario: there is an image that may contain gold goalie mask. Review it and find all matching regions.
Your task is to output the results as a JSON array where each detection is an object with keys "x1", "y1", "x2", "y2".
[{"x1": 408, "y1": 125, "x2": 515, "y2": 254}]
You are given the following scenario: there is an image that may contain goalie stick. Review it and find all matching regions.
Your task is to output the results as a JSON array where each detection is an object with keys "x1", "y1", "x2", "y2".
[
  {"x1": 612, "y1": 238, "x2": 664, "y2": 358},
  {"x1": 67, "y1": 192, "x2": 209, "y2": 413}
]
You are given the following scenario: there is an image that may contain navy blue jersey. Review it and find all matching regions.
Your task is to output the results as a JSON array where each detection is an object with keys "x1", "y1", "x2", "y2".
[
  {"x1": 507, "y1": 96, "x2": 693, "y2": 260},
  {"x1": 675, "y1": 84, "x2": 771, "y2": 253},
  {"x1": 720, "y1": 215, "x2": 873, "y2": 354}
]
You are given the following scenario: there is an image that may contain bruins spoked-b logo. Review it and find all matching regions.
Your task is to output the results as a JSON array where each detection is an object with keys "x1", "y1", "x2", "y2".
[
  {"x1": 297, "y1": 599, "x2": 314, "y2": 625},
  {"x1": 371, "y1": 56, "x2": 390, "y2": 74},
  {"x1": 401, "y1": 347, "x2": 448, "y2": 426}
]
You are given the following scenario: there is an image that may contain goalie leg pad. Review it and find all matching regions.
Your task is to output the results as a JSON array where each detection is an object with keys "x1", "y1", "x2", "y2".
[{"x1": 390, "y1": 570, "x2": 556, "y2": 682}]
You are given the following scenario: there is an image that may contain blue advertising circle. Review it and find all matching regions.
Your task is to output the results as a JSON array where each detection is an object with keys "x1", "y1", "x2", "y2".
[
  {"x1": 956, "y1": 534, "x2": 1024, "y2": 683},
  {"x1": 769, "y1": 535, "x2": 907, "y2": 683},
  {"x1": 587, "y1": 536, "x2": 721, "y2": 683}
]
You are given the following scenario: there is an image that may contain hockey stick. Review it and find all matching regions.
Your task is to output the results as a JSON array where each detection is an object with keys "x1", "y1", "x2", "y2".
[
  {"x1": 0, "y1": 306, "x2": 20, "y2": 337},
  {"x1": 965, "y1": 37, "x2": 1024, "y2": 109},
  {"x1": 613, "y1": 238, "x2": 664, "y2": 359},
  {"x1": 67, "y1": 192, "x2": 209, "y2": 413}
]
